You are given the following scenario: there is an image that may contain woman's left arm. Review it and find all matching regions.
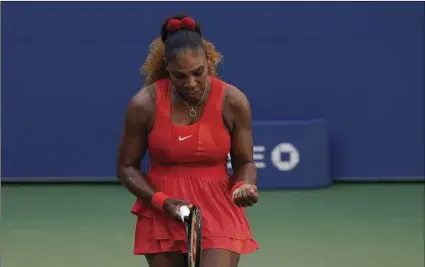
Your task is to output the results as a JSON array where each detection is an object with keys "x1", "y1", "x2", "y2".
[{"x1": 226, "y1": 85, "x2": 258, "y2": 207}]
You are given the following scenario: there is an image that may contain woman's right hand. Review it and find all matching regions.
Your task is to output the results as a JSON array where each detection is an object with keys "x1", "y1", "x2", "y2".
[{"x1": 163, "y1": 198, "x2": 192, "y2": 221}]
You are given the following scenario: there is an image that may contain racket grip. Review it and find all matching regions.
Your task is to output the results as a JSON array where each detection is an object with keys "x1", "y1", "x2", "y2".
[{"x1": 178, "y1": 205, "x2": 190, "y2": 222}]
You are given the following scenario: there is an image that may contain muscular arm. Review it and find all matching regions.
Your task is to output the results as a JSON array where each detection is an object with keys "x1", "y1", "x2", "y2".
[
  {"x1": 226, "y1": 86, "x2": 257, "y2": 186},
  {"x1": 116, "y1": 87, "x2": 156, "y2": 203}
]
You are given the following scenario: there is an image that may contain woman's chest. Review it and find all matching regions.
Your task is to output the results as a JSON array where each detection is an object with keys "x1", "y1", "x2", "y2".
[{"x1": 148, "y1": 122, "x2": 231, "y2": 164}]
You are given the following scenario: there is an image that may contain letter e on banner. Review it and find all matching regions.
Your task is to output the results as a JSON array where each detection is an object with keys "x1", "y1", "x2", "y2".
[
  {"x1": 271, "y1": 143, "x2": 300, "y2": 171},
  {"x1": 226, "y1": 146, "x2": 266, "y2": 169},
  {"x1": 253, "y1": 146, "x2": 266, "y2": 168}
]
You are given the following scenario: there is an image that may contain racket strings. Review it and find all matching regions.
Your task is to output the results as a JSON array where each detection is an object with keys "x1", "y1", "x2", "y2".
[
  {"x1": 186, "y1": 206, "x2": 202, "y2": 267},
  {"x1": 190, "y1": 217, "x2": 197, "y2": 266}
]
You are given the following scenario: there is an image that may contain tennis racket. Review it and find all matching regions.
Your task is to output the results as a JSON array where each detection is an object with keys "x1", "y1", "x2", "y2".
[{"x1": 178, "y1": 205, "x2": 202, "y2": 267}]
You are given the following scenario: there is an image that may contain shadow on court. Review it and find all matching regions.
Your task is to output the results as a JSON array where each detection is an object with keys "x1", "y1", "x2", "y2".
[{"x1": 2, "y1": 183, "x2": 423, "y2": 267}]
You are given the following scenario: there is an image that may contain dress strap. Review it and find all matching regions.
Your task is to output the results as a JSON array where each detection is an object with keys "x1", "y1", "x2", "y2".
[
  {"x1": 202, "y1": 76, "x2": 227, "y2": 121},
  {"x1": 154, "y1": 78, "x2": 171, "y2": 121}
]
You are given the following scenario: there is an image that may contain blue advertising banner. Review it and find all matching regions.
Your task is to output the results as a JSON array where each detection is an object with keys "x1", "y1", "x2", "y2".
[
  {"x1": 231, "y1": 120, "x2": 331, "y2": 189},
  {"x1": 2, "y1": 120, "x2": 332, "y2": 190}
]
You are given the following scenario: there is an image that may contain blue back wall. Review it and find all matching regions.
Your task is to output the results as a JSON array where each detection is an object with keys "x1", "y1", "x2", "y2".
[{"x1": 2, "y1": 2, "x2": 423, "y2": 180}]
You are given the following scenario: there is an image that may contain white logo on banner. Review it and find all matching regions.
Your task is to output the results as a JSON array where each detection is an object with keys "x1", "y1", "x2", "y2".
[
  {"x1": 227, "y1": 143, "x2": 300, "y2": 171},
  {"x1": 271, "y1": 143, "x2": 299, "y2": 171}
]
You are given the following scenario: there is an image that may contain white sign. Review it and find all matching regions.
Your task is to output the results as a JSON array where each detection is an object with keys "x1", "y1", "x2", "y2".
[{"x1": 227, "y1": 142, "x2": 300, "y2": 171}]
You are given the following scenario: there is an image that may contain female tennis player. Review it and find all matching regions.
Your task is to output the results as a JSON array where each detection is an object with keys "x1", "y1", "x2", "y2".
[{"x1": 117, "y1": 14, "x2": 259, "y2": 267}]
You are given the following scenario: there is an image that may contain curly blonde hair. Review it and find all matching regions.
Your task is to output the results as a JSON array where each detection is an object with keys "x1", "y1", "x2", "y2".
[{"x1": 140, "y1": 37, "x2": 223, "y2": 86}]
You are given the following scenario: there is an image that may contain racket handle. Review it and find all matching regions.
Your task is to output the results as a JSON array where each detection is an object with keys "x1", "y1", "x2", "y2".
[{"x1": 178, "y1": 205, "x2": 190, "y2": 222}]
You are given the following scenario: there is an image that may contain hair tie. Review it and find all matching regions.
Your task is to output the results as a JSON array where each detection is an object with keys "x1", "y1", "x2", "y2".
[{"x1": 166, "y1": 17, "x2": 196, "y2": 32}]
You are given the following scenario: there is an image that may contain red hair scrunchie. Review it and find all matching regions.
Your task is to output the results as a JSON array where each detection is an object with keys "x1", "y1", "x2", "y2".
[{"x1": 166, "y1": 17, "x2": 196, "y2": 32}]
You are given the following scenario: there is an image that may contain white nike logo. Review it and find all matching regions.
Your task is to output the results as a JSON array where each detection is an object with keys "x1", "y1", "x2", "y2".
[{"x1": 178, "y1": 135, "x2": 192, "y2": 141}]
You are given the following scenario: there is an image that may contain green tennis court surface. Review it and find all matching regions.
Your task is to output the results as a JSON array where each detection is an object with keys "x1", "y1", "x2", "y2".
[{"x1": 2, "y1": 183, "x2": 423, "y2": 267}]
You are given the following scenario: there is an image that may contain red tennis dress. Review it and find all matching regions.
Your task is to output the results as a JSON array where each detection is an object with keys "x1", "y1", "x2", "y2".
[{"x1": 131, "y1": 76, "x2": 259, "y2": 255}]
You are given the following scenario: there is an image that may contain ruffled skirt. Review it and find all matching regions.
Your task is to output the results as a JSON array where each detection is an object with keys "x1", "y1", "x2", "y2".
[{"x1": 130, "y1": 166, "x2": 259, "y2": 255}]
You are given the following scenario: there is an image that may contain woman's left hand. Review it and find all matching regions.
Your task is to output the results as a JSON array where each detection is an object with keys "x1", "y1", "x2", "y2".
[{"x1": 232, "y1": 183, "x2": 259, "y2": 207}]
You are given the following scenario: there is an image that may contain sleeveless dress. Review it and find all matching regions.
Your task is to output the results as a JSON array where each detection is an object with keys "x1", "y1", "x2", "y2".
[{"x1": 131, "y1": 76, "x2": 259, "y2": 255}]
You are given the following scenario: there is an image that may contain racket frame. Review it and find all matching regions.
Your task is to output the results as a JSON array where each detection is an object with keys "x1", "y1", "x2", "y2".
[{"x1": 184, "y1": 205, "x2": 202, "y2": 267}]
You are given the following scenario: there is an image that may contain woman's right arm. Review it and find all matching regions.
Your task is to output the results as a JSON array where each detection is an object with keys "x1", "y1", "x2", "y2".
[{"x1": 116, "y1": 88, "x2": 156, "y2": 203}]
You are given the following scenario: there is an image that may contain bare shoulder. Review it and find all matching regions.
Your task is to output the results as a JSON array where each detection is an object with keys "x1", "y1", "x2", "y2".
[
  {"x1": 128, "y1": 84, "x2": 155, "y2": 112},
  {"x1": 224, "y1": 83, "x2": 251, "y2": 114},
  {"x1": 126, "y1": 84, "x2": 156, "y2": 122}
]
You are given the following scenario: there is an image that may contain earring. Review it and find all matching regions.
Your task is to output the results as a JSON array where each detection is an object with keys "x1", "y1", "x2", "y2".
[{"x1": 164, "y1": 57, "x2": 169, "y2": 71}]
